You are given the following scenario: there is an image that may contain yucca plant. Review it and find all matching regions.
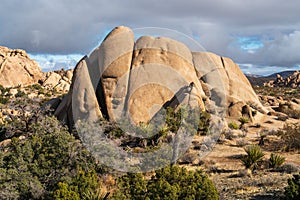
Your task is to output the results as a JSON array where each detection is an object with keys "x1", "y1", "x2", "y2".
[
  {"x1": 241, "y1": 145, "x2": 265, "y2": 170},
  {"x1": 238, "y1": 117, "x2": 249, "y2": 129},
  {"x1": 269, "y1": 153, "x2": 285, "y2": 168}
]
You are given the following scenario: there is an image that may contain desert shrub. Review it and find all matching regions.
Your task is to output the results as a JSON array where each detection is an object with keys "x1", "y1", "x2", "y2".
[
  {"x1": 197, "y1": 111, "x2": 211, "y2": 135},
  {"x1": 222, "y1": 129, "x2": 235, "y2": 140},
  {"x1": 228, "y1": 122, "x2": 239, "y2": 130},
  {"x1": 53, "y1": 168, "x2": 101, "y2": 200},
  {"x1": 15, "y1": 90, "x2": 26, "y2": 98},
  {"x1": 288, "y1": 109, "x2": 300, "y2": 119},
  {"x1": 241, "y1": 145, "x2": 264, "y2": 170},
  {"x1": 29, "y1": 83, "x2": 43, "y2": 91},
  {"x1": 0, "y1": 96, "x2": 9, "y2": 104},
  {"x1": 112, "y1": 173, "x2": 147, "y2": 200},
  {"x1": 284, "y1": 173, "x2": 300, "y2": 200},
  {"x1": 238, "y1": 117, "x2": 249, "y2": 128},
  {"x1": 0, "y1": 84, "x2": 9, "y2": 94},
  {"x1": 277, "y1": 163, "x2": 300, "y2": 174},
  {"x1": 0, "y1": 85, "x2": 9, "y2": 104},
  {"x1": 165, "y1": 107, "x2": 184, "y2": 133},
  {"x1": 235, "y1": 138, "x2": 249, "y2": 147},
  {"x1": 278, "y1": 102, "x2": 300, "y2": 119},
  {"x1": 165, "y1": 107, "x2": 209, "y2": 135},
  {"x1": 112, "y1": 165, "x2": 219, "y2": 200},
  {"x1": 276, "y1": 123, "x2": 300, "y2": 151},
  {"x1": 269, "y1": 153, "x2": 285, "y2": 168},
  {"x1": 53, "y1": 182, "x2": 80, "y2": 200},
  {"x1": 0, "y1": 115, "x2": 101, "y2": 199}
]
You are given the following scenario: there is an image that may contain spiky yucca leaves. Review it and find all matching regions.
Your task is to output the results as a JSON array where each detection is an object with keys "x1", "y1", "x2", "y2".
[
  {"x1": 269, "y1": 153, "x2": 285, "y2": 168},
  {"x1": 241, "y1": 145, "x2": 265, "y2": 170}
]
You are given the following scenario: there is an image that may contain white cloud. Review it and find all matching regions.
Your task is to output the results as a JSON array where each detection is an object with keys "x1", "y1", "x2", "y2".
[
  {"x1": 29, "y1": 54, "x2": 84, "y2": 71},
  {"x1": 1, "y1": 0, "x2": 300, "y2": 74}
]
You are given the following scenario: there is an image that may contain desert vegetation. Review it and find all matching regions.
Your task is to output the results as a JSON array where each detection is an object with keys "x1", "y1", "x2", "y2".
[
  {"x1": 284, "y1": 173, "x2": 300, "y2": 200},
  {"x1": 0, "y1": 61, "x2": 299, "y2": 199},
  {"x1": 0, "y1": 89, "x2": 219, "y2": 199},
  {"x1": 112, "y1": 165, "x2": 218, "y2": 200},
  {"x1": 276, "y1": 123, "x2": 300, "y2": 151}
]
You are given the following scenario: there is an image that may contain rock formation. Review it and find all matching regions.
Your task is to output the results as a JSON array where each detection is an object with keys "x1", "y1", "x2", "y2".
[
  {"x1": 42, "y1": 69, "x2": 73, "y2": 92},
  {"x1": 0, "y1": 45, "x2": 74, "y2": 92},
  {"x1": 264, "y1": 71, "x2": 300, "y2": 88},
  {"x1": 0, "y1": 46, "x2": 42, "y2": 87},
  {"x1": 52, "y1": 26, "x2": 267, "y2": 128}
]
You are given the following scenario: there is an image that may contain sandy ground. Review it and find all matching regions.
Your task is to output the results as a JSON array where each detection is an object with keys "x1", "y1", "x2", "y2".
[{"x1": 191, "y1": 113, "x2": 300, "y2": 199}]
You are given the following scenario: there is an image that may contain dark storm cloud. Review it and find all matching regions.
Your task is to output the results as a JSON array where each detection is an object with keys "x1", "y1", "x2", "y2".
[{"x1": 1, "y1": 0, "x2": 300, "y2": 68}]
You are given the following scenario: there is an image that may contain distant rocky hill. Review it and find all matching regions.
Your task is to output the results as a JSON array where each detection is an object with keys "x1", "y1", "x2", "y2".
[
  {"x1": 264, "y1": 71, "x2": 300, "y2": 88},
  {"x1": 246, "y1": 75, "x2": 272, "y2": 87},
  {"x1": 246, "y1": 70, "x2": 298, "y2": 87},
  {"x1": 265, "y1": 70, "x2": 297, "y2": 79},
  {"x1": 50, "y1": 26, "x2": 268, "y2": 129}
]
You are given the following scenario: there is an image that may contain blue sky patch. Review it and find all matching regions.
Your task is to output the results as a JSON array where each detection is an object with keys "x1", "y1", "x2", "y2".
[{"x1": 238, "y1": 36, "x2": 264, "y2": 50}]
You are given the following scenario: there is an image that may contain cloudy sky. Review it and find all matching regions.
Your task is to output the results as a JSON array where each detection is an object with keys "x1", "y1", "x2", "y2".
[{"x1": 1, "y1": 0, "x2": 300, "y2": 75}]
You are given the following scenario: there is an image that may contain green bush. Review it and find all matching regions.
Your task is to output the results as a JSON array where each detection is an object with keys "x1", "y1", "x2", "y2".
[
  {"x1": 166, "y1": 107, "x2": 183, "y2": 133},
  {"x1": 15, "y1": 90, "x2": 26, "y2": 98},
  {"x1": 112, "y1": 173, "x2": 147, "y2": 200},
  {"x1": 0, "y1": 84, "x2": 9, "y2": 94},
  {"x1": 53, "y1": 168, "x2": 101, "y2": 200},
  {"x1": 228, "y1": 122, "x2": 239, "y2": 130},
  {"x1": 284, "y1": 173, "x2": 300, "y2": 200},
  {"x1": 53, "y1": 182, "x2": 80, "y2": 200},
  {"x1": 0, "y1": 115, "x2": 101, "y2": 199},
  {"x1": 0, "y1": 96, "x2": 9, "y2": 104},
  {"x1": 112, "y1": 165, "x2": 219, "y2": 200},
  {"x1": 238, "y1": 117, "x2": 249, "y2": 128},
  {"x1": 269, "y1": 153, "x2": 285, "y2": 168},
  {"x1": 198, "y1": 111, "x2": 211, "y2": 135},
  {"x1": 29, "y1": 83, "x2": 43, "y2": 91},
  {"x1": 241, "y1": 145, "x2": 264, "y2": 170}
]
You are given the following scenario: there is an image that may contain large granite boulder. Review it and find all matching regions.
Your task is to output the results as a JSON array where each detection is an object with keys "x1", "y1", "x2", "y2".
[{"x1": 52, "y1": 26, "x2": 267, "y2": 128}]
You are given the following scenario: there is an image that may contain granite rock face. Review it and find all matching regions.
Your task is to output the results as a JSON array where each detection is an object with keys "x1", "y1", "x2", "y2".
[
  {"x1": 52, "y1": 26, "x2": 266, "y2": 128},
  {"x1": 42, "y1": 69, "x2": 73, "y2": 92},
  {"x1": 0, "y1": 46, "x2": 42, "y2": 87}
]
